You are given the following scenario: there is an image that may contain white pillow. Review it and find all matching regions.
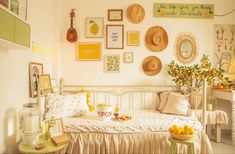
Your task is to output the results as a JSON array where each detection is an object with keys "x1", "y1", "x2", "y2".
[
  {"x1": 162, "y1": 92, "x2": 189, "y2": 116},
  {"x1": 158, "y1": 92, "x2": 169, "y2": 111},
  {"x1": 45, "y1": 93, "x2": 88, "y2": 119}
]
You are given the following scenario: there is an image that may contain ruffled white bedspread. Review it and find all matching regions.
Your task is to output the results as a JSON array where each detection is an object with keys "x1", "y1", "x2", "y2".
[
  {"x1": 61, "y1": 110, "x2": 213, "y2": 154},
  {"x1": 63, "y1": 110, "x2": 203, "y2": 133}
]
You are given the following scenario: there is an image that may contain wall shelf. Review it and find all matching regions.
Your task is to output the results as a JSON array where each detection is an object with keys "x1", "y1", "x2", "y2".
[{"x1": 0, "y1": 4, "x2": 30, "y2": 49}]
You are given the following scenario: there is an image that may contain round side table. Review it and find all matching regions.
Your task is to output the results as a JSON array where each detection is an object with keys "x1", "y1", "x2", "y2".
[
  {"x1": 18, "y1": 142, "x2": 66, "y2": 154},
  {"x1": 168, "y1": 137, "x2": 195, "y2": 154}
]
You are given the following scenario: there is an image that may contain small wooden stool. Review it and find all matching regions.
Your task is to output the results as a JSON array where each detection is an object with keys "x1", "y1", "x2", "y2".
[{"x1": 169, "y1": 137, "x2": 195, "y2": 154}]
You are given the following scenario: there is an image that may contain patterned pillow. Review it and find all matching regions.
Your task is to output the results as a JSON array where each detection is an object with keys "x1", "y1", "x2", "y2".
[{"x1": 45, "y1": 93, "x2": 88, "y2": 119}]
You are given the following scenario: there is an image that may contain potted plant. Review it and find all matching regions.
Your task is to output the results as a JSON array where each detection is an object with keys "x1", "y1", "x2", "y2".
[{"x1": 167, "y1": 55, "x2": 231, "y2": 88}]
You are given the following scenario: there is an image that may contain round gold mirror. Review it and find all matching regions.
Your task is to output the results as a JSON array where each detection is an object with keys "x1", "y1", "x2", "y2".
[{"x1": 175, "y1": 32, "x2": 197, "y2": 63}]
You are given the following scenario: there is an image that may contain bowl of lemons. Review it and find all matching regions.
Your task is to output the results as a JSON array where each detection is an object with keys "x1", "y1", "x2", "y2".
[{"x1": 168, "y1": 125, "x2": 194, "y2": 141}]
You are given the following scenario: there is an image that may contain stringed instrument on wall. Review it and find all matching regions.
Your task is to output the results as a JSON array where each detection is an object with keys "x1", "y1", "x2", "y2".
[{"x1": 66, "y1": 9, "x2": 78, "y2": 42}]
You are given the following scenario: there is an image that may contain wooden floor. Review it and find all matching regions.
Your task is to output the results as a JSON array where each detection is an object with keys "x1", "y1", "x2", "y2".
[{"x1": 211, "y1": 131, "x2": 235, "y2": 154}]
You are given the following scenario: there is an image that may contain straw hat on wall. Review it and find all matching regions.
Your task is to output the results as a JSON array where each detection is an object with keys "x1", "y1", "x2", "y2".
[
  {"x1": 126, "y1": 4, "x2": 145, "y2": 24},
  {"x1": 145, "y1": 26, "x2": 168, "y2": 52},
  {"x1": 142, "y1": 56, "x2": 162, "y2": 76}
]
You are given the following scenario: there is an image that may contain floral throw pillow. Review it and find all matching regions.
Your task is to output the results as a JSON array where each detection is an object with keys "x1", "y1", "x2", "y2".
[{"x1": 45, "y1": 93, "x2": 88, "y2": 119}]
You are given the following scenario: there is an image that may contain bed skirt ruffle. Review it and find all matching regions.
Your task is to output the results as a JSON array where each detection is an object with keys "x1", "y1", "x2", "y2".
[{"x1": 64, "y1": 131, "x2": 212, "y2": 154}]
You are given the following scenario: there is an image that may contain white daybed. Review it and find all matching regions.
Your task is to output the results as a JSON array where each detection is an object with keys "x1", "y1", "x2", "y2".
[{"x1": 39, "y1": 80, "x2": 214, "y2": 154}]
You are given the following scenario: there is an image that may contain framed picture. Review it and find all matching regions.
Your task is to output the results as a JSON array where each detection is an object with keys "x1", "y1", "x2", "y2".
[
  {"x1": 108, "y1": 9, "x2": 123, "y2": 21},
  {"x1": 46, "y1": 118, "x2": 64, "y2": 138},
  {"x1": 29, "y1": 62, "x2": 43, "y2": 97},
  {"x1": 39, "y1": 74, "x2": 52, "y2": 95},
  {"x1": 10, "y1": 0, "x2": 19, "y2": 15},
  {"x1": 0, "y1": 0, "x2": 9, "y2": 8},
  {"x1": 85, "y1": 17, "x2": 104, "y2": 38},
  {"x1": 127, "y1": 31, "x2": 140, "y2": 46},
  {"x1": 76, "y1": 42, "x2": 101, "y2": 61},
  {"x1": 104, "y1": 55, "x2": 120, "y2": 73},
  {"x1": 106, "y1": 25, "x2": 124, "y2": 49},
  {"x1": 50, "y1": 79, "x2": 58, "y2": 93},
  {"x1": 124, "y1": 52, "x2": 133, "y2": 63}
]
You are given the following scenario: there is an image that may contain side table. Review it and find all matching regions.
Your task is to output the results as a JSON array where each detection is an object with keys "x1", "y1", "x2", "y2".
[
  {"x1": 169, "y1": 137, "x2": 195, "y2": 154},
  {"x1": 18, "y1": 141, "x2": 66, "y2": 154}
]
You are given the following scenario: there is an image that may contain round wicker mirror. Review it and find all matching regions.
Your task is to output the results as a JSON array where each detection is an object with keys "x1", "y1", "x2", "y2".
[{"x1": 175, "y1": 32, "x2": 197, "y2": 63}]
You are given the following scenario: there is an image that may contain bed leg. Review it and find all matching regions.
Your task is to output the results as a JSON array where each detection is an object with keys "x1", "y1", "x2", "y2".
[
  {"x1": 206, "y1": 124, "x2": 212, "y2": 137},
  {"x1": 215, "y1": 124, "x2": 221, "y2": 143}
]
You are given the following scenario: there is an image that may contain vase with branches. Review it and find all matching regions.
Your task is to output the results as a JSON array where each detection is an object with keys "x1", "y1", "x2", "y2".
[{"x1": 167, "y1": 55, "x2": 231, "y2": 88}]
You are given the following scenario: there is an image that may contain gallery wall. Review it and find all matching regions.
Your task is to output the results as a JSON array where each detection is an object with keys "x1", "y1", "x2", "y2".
[
  {"x1": 0, "y1": 0, "x2": 60, "y2": 152},
  {"x1": 60, "y1": 0, "x2": 235, "y2": 86}
]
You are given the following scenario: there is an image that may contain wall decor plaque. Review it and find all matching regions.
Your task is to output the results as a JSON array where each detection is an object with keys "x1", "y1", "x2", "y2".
[{"x1": 154, "y1": 3, "x2": 214, "y2": 19}]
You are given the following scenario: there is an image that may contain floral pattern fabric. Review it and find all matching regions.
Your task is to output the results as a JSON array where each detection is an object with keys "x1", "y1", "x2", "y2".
[{"x1": 45, "y1": 93, "x2": 88, "y2": 119}]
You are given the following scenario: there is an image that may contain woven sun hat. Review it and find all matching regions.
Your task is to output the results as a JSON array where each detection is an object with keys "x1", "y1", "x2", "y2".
[
  {"x1": 145, "y1": 26, "x2": 168, "y2": 52},
  {"x1": 126, "y1": 4, "x2": 145, "y2": 24},
  {"x1": 142, "y1": 56, "x2": 162, "y2": 76}
]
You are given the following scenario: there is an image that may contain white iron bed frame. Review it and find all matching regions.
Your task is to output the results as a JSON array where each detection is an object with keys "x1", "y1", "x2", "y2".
[{"x1": 37, "y1": 79, "x2": 209, "y2": 153}]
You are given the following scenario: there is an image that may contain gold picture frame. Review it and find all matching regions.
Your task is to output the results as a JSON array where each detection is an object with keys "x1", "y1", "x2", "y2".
[
  {"x1": 106, "y1": 25, "x2": 124, "y2": 49},
  {"x1": 85, "y1": 17, "x2": 104, "y2": 38},
  {"x1": 45, "y1": 118, "x2": 64, "y2": 138},
  {"x1": 108, "y1": 9, "x2": 123, "y2": 21},
  {"x1": 127, "y1": 31, "x2": 140, "y2": 46},
  {"x1": 104, "y1": 55, "x2": 120, "y2": 73},
  {"x1": 175, "y1": 32, "x2": 197, "y2": 63},
  {"x1": 39, "y1": 74, "x2": 52, "y2": 95},
  {"x1": 76, "y1": 42, "x2": 101, "y2": 61},
  {"x1": 29, "y1": 62, "x2": 43, "y2": 97}
]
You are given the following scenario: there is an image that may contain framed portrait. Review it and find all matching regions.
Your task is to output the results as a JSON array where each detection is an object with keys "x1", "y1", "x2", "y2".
[
  {"x1": 124, "y1": 52, "x2": 133, "y2": 63},
  {"x1": 29, "y1": 62, "x2": 43, "y2": 97},
  {"x1": 106, "y1": 25, "x2": 124, "y2": 49},
  {"x1": 46, "y1": 118, "x2": 64, "y2": 138},
  {"x1": 104, "y1": 55, "x2": 120, "y2": 73},
  {"x1": 127, "y1": 31, "x2": 140, "y2": 46},
  {"x1": 85, "y1": 17, "x2": 104, "y2": 38},
  {"x1": 108, "y1": 9, "x2": 123, "y2": 21},
  {"x1": 39, "y1": 74, "x2": 52, "y2": 95},
  {"x1": 76, "y1": 42, "x2": 101, "y2": 61}
]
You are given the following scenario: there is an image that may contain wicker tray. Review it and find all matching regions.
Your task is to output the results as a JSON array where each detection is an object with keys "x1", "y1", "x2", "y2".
[{"x1": 169, "y1": 132, "x2": 194, "y2": 141}]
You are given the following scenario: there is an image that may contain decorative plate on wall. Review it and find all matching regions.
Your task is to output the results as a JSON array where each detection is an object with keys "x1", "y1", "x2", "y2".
[{"x1": 175, "y1": 32, "x2": 197, "y2": 63}]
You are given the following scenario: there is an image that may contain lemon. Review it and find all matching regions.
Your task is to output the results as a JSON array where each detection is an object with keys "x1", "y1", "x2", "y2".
[{"x1": 89, "y1": 20, "x2": 99, "y2": 35}]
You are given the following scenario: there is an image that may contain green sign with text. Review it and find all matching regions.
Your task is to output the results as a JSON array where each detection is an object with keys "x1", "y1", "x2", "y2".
[{"x1": 154, "y1": 3, "x2": 214, "y2": 19}]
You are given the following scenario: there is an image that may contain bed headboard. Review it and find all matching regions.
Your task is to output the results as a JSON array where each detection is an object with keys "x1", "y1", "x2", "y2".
[
  {"x1": 61, "y1": 85, "x2": 181, "y2": 110},
  {"x1": 38, "y1": 79, "x2": 208, "y2": 129}
]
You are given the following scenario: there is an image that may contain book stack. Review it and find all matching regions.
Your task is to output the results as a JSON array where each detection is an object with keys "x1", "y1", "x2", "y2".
[{"x1": 51, "y1": 135, "x2": 68, "y2": 146}]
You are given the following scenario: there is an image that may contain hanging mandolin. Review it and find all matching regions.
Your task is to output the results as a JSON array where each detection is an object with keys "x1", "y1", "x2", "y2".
[{"x1": 66, "y1": 9, "x2": 78, "y2": 42}]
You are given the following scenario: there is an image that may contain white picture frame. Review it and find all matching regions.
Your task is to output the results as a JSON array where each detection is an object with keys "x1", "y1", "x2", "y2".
[
  {"x1": 85, "y1": 17, "x2": 104, "y2": 38},
  {"x1": 106, "y1": 25, "x2": 124, "y2": 49},
  {"x1": 104, "y1": 55, "x2": 120, "y2": 73},
  {"x1": 48, "y1": 118, "x2": 64, "y2": 138},
  {"x1": 124, "y1": 52, "x2": 133, "y2": 63}
]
